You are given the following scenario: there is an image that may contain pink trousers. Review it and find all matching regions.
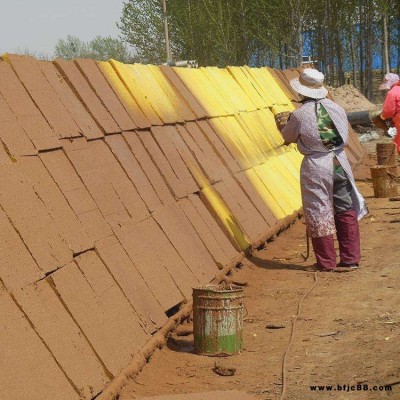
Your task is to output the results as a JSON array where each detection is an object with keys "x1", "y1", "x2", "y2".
[{"x1": 311, "y1": 210, "x2": 360, "y2": 270}]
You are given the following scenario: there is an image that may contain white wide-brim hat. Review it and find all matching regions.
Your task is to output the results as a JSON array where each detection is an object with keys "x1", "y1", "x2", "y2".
[
  {"x1": 379, "y1": 73, "x2": 400, "y2": 91},
  {"x1": 290, "y1": 68, "x2": 328, "y2": 99}
]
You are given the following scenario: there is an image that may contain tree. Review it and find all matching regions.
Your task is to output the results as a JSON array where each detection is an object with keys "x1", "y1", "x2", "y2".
[{"x1": 54, "y1": 35, "x2": 134, "y2": 62}]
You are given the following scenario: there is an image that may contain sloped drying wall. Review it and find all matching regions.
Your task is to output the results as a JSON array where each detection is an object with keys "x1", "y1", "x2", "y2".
[{"x1": 0, "y1": 55, "x2": 364, "y2": 400}]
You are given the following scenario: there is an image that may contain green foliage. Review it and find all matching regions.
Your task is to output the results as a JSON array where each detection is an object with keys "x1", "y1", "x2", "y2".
[{"x1": 54, "y1": 35, "x2": 134, "y2": 62}]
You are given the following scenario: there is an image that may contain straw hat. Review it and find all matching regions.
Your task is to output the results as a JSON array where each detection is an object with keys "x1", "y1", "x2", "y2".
[
  {"x1": 290, "y1": 68, "x2": 328, "y2": 99},
  {"x1": 379, "y1": 73, "x2": 400, "y2": 91}
]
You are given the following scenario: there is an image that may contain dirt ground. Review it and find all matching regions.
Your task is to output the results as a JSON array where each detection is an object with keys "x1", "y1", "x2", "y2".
[{"x1": 117, "y1": 136, "x2": 400, "y2": 400}]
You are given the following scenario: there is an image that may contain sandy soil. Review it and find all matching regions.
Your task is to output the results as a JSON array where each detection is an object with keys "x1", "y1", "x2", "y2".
[{"x1": 117, "y1": 139, "x2": 400, "y2": 400}]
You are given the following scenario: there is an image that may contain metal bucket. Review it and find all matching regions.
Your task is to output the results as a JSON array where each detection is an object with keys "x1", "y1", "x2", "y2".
[
  {"x1": 370, "y1": 165, "x2": 398, "y2": 198},
  {"x1": 193, "y1": 284, "x2": 244, "y2": 356},
  {"x1": 376, "y1": 142, "x2": 396, "y2": 166}
]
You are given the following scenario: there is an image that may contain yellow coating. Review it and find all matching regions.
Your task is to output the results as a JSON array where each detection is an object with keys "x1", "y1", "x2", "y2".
[
  {"x1": 109, "y1": 59, "x2": 162, "y2": 125},
  {"x1": 97, "y1": 61, "x2": 146, "y2": 123},
  {"x1": 127, "y1": 64, "x2": 180, "y2": 124},
  {"x1": 202, "y1": 67, "x2": 257, "y2": 113},
  {"x1": 173, "y1": 67, "x2": 228, "y2": 117},
  {"x1": 103, "y1": 60, "x2": 303, "y2": 250},
  {"x1": 227, "y1": 66, "x2": 267, "y2": 109},
  {"x1": 148, "y1": 65, "x2": 195, "y2": 121}
]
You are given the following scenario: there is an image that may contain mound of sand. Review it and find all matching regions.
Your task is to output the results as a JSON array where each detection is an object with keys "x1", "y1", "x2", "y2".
[{"x1": 328, "y1": 84, "x2": 378, "y2": 113}]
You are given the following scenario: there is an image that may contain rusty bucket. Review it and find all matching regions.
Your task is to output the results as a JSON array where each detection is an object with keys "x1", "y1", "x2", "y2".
[
  {"x1": 376, "y1": 142, "x2": 396, "y2": 166},
  {"x1": 193, "y1": 284, "x2": 244, "y2": 356},
  {"x1": 370, "y1": 165, "x2": 398, "y2": 198}
]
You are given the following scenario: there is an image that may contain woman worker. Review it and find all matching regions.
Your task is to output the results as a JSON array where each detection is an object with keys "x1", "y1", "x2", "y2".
[{"x1": 277, "y1": 68, "x2": 368, "y2": 272}]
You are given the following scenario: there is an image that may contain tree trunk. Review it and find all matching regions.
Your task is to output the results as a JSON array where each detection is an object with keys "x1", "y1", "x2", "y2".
[{"x1": 382, "y1": 9, "x2": 390, "y2": 74}]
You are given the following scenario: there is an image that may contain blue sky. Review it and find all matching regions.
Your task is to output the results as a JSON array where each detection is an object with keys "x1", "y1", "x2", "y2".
[{"x1": 0, "y1": 0, "x2": 126, "y2": 56}]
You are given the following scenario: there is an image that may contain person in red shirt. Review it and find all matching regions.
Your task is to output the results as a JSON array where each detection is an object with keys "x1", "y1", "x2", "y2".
[{"x1": 379, "y1": 73, "x2": 400, "y2": 152}]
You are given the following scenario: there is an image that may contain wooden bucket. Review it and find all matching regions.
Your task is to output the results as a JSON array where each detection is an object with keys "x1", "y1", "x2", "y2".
[
  {"x1": 376, "y1": 142, "x2": 396, "y2": 166},
  {"x1": 370, "y1": 165, "x2": 398, "y2": 198}
]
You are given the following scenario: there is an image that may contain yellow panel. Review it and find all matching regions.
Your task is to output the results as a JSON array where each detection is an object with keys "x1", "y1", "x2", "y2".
[
  {"x1": 202, "y1": 186, "x2": 250, "y2": 251},
  {"x1": 227, "y1": 66, "x2": 267, "y2": 109},
  {"x1": 127, "y1": 64, "x2": 180, "y2": 124},
  {"x1": 202, "y1": 67, "x2": 257, "y2": 113},
  {"x1": 148, "y1": 65, "x2": 195, "y2": 121},
  {"x1": 217, "y1": 116, "x2": 264, "y2": 168},
  {"x1": 173, "y1": 67, "x2": 228, "y2": 117},
  {"x1": 244, "y1": 168, "x2": 286, "y2": 219},
  {"x1": 109, "y1": 60, "x2": 162, "y2": 125},
  {"x1": 97, "y1": 61, "x2": 150, "y2": 128},
  {"x1": 246, "y1": 67, "x2": 292, "y2": 106}
]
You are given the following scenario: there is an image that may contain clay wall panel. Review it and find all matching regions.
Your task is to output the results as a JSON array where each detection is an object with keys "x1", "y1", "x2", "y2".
[
  {"x1": 96, "y1": 235, "x2": 167, "y2": 330},
  {"x1": 153, "y1": 203, "x2": 216, "y2": 282},
  {"x1": 105, "y1": 134, "x2": 162, "y2": 212},
  {"x1": 0, "y1": 165, "x2": 72, "y2": 275},
  {"x1": 51, "y1": 255, "x2": 149, "y2": 377},
  {"x1": 5, "y1": 55, "x2": 82, "y2": 139},
  {"x1": 0, "y1": 287, "x2": 80, "y2": 400},
  {"x1": 39, "y1": 150, "x2": 113, "y2": 244},
  {"x1": 76, "y1": 59, "x2": 137, "y2": 131},
  {"x1": 54, "y1": 59, "x2": 120, "y2": 134},
  {"x1": 38, "y1": 61, "x2": 103, "y2": 139},
  {"x1": 13, "y1": 281, "x2": 109, "y2": 399},
  {"x1": 114, "y1": 218, "x2": 188, "y2": 307},
  {"x1": 123, "y1": 131, "x2": 175, "y2": 206},
  {"x1": 0, "y1": 62, "x2": 60, "y2": 151}
]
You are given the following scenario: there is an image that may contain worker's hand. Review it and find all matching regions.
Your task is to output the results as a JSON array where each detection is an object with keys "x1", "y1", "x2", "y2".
[
  {"x1": 274, "y1": 112, "x2": 291, "y2": 132},
  {"x1": 369, "y1": 109, "x2": 382, "y2": 120}
]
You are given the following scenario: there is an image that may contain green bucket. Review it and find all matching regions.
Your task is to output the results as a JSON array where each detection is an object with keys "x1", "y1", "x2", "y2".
[{"x1": 193, "y1": 284, "x2": 244, "y2": 356}]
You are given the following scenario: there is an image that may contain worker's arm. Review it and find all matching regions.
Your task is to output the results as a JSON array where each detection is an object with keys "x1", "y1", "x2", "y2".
[{"x1": 381, "y1": 91, "x2": 397, "y2": 120}]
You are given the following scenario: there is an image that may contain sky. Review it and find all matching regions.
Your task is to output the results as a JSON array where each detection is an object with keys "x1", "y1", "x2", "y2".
[{"x1": 0, "y1": 0, "x2": 126, "y2": 57}]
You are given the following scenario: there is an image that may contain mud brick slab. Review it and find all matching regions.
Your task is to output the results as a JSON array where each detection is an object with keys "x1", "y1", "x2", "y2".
[
  {"x1": 40, "y1": 150, "x2": 112, "y2": 243},
  {"x1": 214, "y1": 177, "x2": 268, "y2": 241},
  {"x1": 0, "y1": 61, "x2": 60, "y2": 151},
  {"x1": 162, "y1": 125, "x2": 207, "y2": 188},
  {"x1": 150, "y1": 65, "x2": 196, "y2": 121},
  {"x1": 97, "y1": 61, "x2": 151, "y2": 129},
  {"x1": 38, "y1": 60, "x2": 103, "y2": 139},
  {"x1": 179, "y1": 197, "x2": 231, "y2": 268},
  {"x1": 96, "y1": 235, "x2": 167, "y2": 330},
  {"x1": 54, "y1": 59, "x2": 120, "y2": 134},
  {"x1": 148, "y1": 126, "x2": 199, "y2": 197},
  {"x1": 0, "y1": 287, "x2": 80, "y2": 400},
  {"x1": 235, "y1": 171, "x2": 277, "y2": 228},
  {"x1": 0, "y1": 164, "x2": 72, "y2": 274},
  {"x1": 123, "y1": 131, "x2": 174, "y2": 206},
  {"x1": 159, "y1": 65, "x2": 207, "y2": 119},
  {"x1": 209, "y1": 116, "x2": 256, "y2": 171},
  {"x1": 5, "y1": 54, "x2": 81, "y2": 139},
  {"x1": 20, "y1": 156, "x2": 93, "y2": 254},
  {"x1": 177, "y1": 123, "x2": 230, "y2": 184},
  {"x1": 51, "y1": 255, "x2": 148, "y2": 377},
  {"x1": 189, "y1": 194, "x2": 239, "y2": 261},
  {"x1": 197, "y1": 120, "x2": 242, "y2": 174},
  {"x1": 76, "y1": 59, "x2": 137, "y2": 131},
  {"x1": 106, "y1": 134, "x2": 162, "y2": 212},
  {"x1": 0, "y1": 93, "x2": 37, "y2": 156},
  {"x1": 153, "y1": 203, "x2": 216, "y2": 282},
  {"x1": 115, "y1": 218, "x2": 185, "y2": 309},
  {"x1": 63, "y1": 138, "x2": 149, "y2": 229},
  {"x1": 0, "y1": 207, "x2": 43, "y2": 290},
  {"x1": 109, "y1": 60, "x2": 162, "y2": 126},
  {"x1": 128, "y1": 64, "x2": 181, "y2": 124},
  {"x1": 13, "y1": 281, "x2": 109, "y2": 399}
]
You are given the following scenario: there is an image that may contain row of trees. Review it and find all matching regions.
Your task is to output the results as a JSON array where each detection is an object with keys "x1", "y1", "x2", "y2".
[{"x1": 118, "y1": 0, "x2": 400, "y2": 99}]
